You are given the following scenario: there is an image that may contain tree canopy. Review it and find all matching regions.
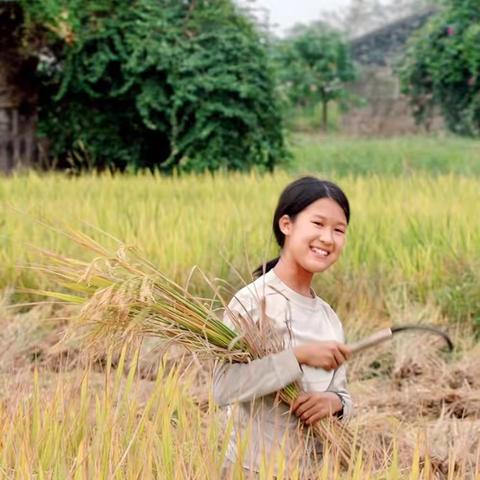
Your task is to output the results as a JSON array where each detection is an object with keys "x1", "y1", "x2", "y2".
[
  {"x1": 398, "y1": 0, "x2": 480, "y2": 136},
  {"x1": 19, "y1": 0, "x2": 288, "y2": 173},
  {"x1": 273, "y1": 25, "x2": 356, "y2": 130}
]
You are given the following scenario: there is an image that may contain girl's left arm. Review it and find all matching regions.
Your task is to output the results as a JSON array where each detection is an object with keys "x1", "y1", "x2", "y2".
[
  {"x1": 324, "y1": 305, "x2": 353, "y2": 422},
  {"x1": 326, "y1": 363, "x2": 353, "y2": 422}
]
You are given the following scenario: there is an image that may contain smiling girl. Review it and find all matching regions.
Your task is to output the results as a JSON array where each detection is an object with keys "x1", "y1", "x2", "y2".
[{"x1": 214, "y1": 176, "x2": 353, "y2": 477}]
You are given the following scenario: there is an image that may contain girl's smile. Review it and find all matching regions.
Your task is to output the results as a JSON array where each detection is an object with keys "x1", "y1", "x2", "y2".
[{"x1": 310, "y1": 246, "x2": 330, "y2": 257}]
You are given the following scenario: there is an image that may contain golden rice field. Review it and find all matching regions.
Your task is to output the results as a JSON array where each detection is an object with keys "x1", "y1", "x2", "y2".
[
  {"x1": 1, "y1": 171, "x2": 479, "y2": 329},
  {"x1": 0, "y1": 161, "x2": 479, "y2": 478}
]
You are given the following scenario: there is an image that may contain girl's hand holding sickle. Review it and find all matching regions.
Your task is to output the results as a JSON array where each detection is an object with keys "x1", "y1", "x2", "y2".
[
  {"x1": 290, "y1": 341, "x2": 351, "y2": 424},
  {"x1": 293, "y1": 341, "x2": 352, "y2": 370}
]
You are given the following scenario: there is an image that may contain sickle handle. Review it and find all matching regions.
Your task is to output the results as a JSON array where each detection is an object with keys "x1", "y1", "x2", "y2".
[{"x1": 348, "y1": 328, "x2": 393, "y2": 355}]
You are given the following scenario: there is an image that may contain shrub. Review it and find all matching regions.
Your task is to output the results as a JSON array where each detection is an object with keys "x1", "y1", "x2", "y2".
[{"x1": 21, "y1": 0, "x2": 288, "y2": 173}]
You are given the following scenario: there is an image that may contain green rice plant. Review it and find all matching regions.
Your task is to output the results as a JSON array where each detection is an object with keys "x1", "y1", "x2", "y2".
[
  {"x1": 1, "y1": 168, "x2": 478, "y2": 333},
  {"x1": 290, "y1": 134, "x2": 480, "y2": 176}
]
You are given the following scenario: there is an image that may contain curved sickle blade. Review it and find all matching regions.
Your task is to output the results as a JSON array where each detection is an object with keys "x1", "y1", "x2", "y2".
[
  {"x1": 391, "y1": 325, "x2": 454, "y2": 351},
  {"x1": 348, "y1": 325, "x2": 454, "y2": 355}
]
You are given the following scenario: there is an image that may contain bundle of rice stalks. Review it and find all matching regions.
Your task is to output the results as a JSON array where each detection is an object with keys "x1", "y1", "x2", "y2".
[{"x1": 29, "y1": 227, "x2": 365, "y2": 469}]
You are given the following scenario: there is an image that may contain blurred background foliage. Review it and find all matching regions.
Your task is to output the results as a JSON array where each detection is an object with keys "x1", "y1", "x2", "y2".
[
  {"x1": 5, "y1": 0, "x2": 480, "y2": 171},
  {"x1": 19, "y1": 0, "x2": 287, "y2": 173},
  {"x1": 399, "y1": 0, "x2": 480, "y2": 136},
  {"x1": 271, "y1": 24, "x2": 356, "y2": 131}
]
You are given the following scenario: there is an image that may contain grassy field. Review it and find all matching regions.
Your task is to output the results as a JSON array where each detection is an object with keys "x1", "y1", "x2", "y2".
[
  {"x1": 0, "y1": 135, "x2": 479, "y2": 478},
  {"x1": 290, "y1": 134, "x2": 480, "y2": 176},
  {"x1": 2, "y1": 170, "x2": 478, "y2": 332}
]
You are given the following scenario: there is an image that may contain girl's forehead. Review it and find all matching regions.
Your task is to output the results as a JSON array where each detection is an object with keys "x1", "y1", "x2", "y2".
[{"x1": 304, "y1": 198, "x2": 347, "y2": 223}]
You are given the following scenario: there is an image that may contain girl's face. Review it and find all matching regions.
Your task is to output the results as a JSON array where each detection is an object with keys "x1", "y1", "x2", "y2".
[{"x1": 279, "y1": 197, "x2": 348, "y2": 274}]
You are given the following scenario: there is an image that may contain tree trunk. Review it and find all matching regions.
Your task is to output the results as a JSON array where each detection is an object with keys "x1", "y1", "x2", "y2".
[
  {"x1": 321, "y1": 99, "x2": 328, "y2": 131},
  {"x1": 0, "y1": 3, "x2": 38, "y2": 173}
]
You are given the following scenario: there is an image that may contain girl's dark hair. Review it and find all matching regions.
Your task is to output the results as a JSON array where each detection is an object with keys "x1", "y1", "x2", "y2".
[{"x1": 252, "y1": 176, "x2": 350, "y2": 278}]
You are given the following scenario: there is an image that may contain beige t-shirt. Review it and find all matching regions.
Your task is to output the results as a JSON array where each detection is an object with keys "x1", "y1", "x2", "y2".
[{"x1": 213, "y1": 268, "x2": 353, "y2": 474}]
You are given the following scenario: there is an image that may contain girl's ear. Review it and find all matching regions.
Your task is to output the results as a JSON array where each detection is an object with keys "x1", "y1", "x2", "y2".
[{"x1": 278, "y1": 214, "x2": 292, "y2": 236}]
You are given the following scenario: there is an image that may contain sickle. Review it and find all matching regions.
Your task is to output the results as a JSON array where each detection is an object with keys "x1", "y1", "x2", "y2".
[{"x1": 348, "y1": 325, "x2": 454, "y2": 355}]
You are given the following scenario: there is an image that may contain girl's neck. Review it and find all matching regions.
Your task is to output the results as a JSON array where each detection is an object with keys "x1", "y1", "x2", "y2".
[{"x1": 272, "y1": 256, "x2": 314, "y2": 299}]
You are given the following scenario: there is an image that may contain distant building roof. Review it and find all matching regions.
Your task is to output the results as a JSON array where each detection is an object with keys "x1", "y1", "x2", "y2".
[{"x1": 351, "y1": 9, "x2": 437, "y2": 66}]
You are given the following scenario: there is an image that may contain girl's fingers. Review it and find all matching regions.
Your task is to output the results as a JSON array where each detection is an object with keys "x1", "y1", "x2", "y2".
[
  {"x1": 293, "y1": 393, "x2": 337, "y2": 419},
  {"x1": 300, "y1": 404, "x2": 321, "y2": 422},
  {"x1": 294, "y1": 396, "x2": 316, "y2": 416},
  {"x1": 332, "y1": 348, "x2": 345, "y2": 367},
  {"x1": 330, "y1": 352, "x2": 340, "y2": 369},
  {"x1": 305, "y1": 410, "x2": 327, "y2": 425},
  {"x1": 302, "y1": 402, "x2": 330, "y2": 423},
  {"x1": 291, "y1": 393, "x2": 309, "y2": 412},
  {"x1": 338, "y1": 343, "x2": 352, "y2": 360}
]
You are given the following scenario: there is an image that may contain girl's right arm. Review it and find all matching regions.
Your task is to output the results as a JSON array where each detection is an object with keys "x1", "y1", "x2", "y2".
[
  {"x1": 213, "y1": 293, "x2": 303, "y2": 406},
  {"x1": 212, "y1": 349, "x2": 303, "y2": 407},
  {"x1": 213, "y1": 293, "x2": 350, "y2": 407}
]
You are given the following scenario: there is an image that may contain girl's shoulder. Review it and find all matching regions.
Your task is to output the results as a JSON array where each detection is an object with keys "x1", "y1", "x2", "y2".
[
  {"x1": 227, "y1": 270, "x2": 340, "y2": 320},
  {"x1": 317, "y1": 297, "x2": 344, "y2": 331},
  {"x1": 222, "y1": 273, "x2": 283, "y2": 329},
  {"x1": 224, "y1": 271, "x2": 346, "y2": 340},
  {"x1": 227, "y1": 270, "x2": 283, "y2": 312}
]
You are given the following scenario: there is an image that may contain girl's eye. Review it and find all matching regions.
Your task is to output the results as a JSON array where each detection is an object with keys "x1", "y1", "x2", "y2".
[{"x1": 312, "y1": 221, "x2": 345, "y2": 233}]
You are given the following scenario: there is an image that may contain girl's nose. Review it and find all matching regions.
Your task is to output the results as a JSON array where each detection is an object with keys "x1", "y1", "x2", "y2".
[{"x1": 319, "y1": 229, "x2": 334, "y2": 245}]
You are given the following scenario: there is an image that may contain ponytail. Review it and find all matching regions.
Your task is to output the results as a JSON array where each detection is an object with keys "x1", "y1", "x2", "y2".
[{"x1": 252, "y1": 256, "x2": 280, "y2": 279}]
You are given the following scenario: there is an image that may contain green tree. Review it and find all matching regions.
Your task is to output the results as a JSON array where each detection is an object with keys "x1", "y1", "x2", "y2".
[
  {"x1": 398, "y1": 0, "x2": 480, "y2": 136},
  {"x1": 19, "y1": 0, "x2": 287, "y2": 173},
  {"x1": 273, "y1": 25, "x2": 356, "y2": 131}
]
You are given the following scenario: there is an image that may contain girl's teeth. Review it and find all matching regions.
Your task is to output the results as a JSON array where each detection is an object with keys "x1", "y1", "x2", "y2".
[{"x1": 312, "y1": 247, "x2": 328, "y2": 256}]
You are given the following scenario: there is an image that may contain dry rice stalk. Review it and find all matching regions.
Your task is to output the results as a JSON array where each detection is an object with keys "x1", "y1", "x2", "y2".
[
  {"x1": 350, "y1": 330, "x2": 480, "y2": 476},
  {"x1": 28, "y1": 226, "x2": 366, "y2": 469}
]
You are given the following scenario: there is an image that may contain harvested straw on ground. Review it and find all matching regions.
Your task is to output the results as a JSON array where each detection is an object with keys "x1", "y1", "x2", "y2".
[{"x1": 31, "y1": 227, "x2": 365, "y2": 469}]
